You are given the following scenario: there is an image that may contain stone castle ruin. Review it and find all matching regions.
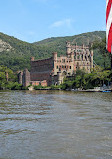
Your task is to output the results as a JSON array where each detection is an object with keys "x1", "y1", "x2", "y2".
[{"x1": 18, "y1": 42, "x2": 93, "y2": 87}]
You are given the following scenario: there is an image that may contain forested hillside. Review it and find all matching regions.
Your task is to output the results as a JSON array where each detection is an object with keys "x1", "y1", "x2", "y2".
[{"x1": 0, "y1": 31, "x2": 107, "y2": 71}]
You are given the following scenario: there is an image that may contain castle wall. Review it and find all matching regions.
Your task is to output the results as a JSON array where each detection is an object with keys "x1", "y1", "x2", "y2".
[
  {"x1": 31, "y1": 80, "x2": 47, "y2": 87},
  {"x1": 18, "y1": 71, "x2": 23, "y2": 84},
  {"x1": 53, "y1": 55, "x2": 76, "y2": 76},
  {"x1": 30, "y1": 57, "x2": 53, "y2": 86},
  {"x1": 22, "y1": 69, "x2": 30, "y2": 87},
  {"x1": 71, "y1": 43, "x2": 93, "y2": 73}
]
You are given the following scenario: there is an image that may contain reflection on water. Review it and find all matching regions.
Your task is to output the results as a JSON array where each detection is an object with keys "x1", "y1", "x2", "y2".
[{"x1": 0, "y1": 90, "x2": 112, "y2": 159}]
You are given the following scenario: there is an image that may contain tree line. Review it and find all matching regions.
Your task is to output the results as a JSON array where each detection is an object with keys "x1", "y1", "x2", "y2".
[{"x1": 0, "y1": 65, "x2": 22, "y2": 90}]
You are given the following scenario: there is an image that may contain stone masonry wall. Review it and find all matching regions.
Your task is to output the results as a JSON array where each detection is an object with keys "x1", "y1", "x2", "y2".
[{"x1": 30, "y1": 57, "x2": 53, "y2": 86}]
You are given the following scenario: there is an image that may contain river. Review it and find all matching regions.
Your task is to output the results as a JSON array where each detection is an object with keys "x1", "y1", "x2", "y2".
[{"x1": 0, "y1": 90, "x2": 112, "y2": 159}]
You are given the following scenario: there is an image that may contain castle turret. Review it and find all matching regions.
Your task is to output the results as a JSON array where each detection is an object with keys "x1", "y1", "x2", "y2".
[
  {"x1": 82, "y1": 44, "x2": 85, "y2": 49},
  {"x1": 18, "y1": 71, "x2": 23, "y2": 84},
  {"x1": 66, "y1": 41, "x2": 71, "y2": 57},
  {"x1": 71, "y1": 51, "x2": 74, "y2": 62},
  {"x1": 89, "y1": 43, "x2": 93, "y2": 69},
  {"x1": 30, "y1": 57, "x2": 35, "y2": 61},
  {"x1": 57, "y1": 72, "x2": 63, "y2": 85},
  {"x1": 52, "y1": 52, "x2": 57, "y2": 61},
  {"x1": 23, "y1": 69, "x2": 30, "y2": 87}
]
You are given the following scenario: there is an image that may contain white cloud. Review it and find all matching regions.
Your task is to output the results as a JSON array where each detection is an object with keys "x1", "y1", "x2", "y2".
[{"x1": 50, "y1": 19, "x2": 73, "y2": 28}]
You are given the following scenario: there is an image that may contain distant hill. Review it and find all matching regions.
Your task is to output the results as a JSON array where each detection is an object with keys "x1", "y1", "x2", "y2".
[
  {"x1": 34, "y1": 31, "x2": 105, "y2": 45},
  {"x1": 34, "y1": 31, "x2": 106, "y2": 55},
  {"x1": 0, "y1": 31, "x2": 107, "y2": 71}
]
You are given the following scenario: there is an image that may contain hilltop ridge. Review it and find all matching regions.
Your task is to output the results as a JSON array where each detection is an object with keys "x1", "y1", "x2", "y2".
[{"x1": 0, "y1": 31, "x2": 106, "y2": 71}]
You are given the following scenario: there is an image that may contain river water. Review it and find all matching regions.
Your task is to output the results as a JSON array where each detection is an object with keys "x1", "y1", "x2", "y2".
[{"x1": 0, "y1": 90, "x2": 112, "y2": 159}]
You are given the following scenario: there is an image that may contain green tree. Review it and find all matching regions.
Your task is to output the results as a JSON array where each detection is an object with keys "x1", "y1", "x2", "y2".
[
  {"x1": 93, "y1": 37, "x2": 110, "y2": 68},
  {"x1": 0, "y1": 65, "x2": 18, "y2": 89}
]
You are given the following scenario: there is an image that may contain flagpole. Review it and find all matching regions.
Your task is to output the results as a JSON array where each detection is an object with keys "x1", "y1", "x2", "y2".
[{"x1": 111, "y1": 45, "x2": 112, "y2": 69}]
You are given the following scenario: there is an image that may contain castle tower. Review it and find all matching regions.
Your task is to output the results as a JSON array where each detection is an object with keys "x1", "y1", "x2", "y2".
[
  {"x1": 23, "y1": 69, "x2": 30, "y2": 87},
  {"x1": 57, "y1": 72, "x2": 63, "y2": 85},
  {"x1": 82, "y1": 44, "x2": 85, "y2": 49},
  {"x1": 52, "y1": 52, "x2": 57, "y2": 61},
  {"x1": 66, "y1": 41, "x2": 71, "y2": 57},
  {"x1": 71, "y1": 51, "x2": 74, "y2": 62},
  {"x1": 30, "y1": 57, "x2": 35, "y2": 61},
  {"x1": 89, "y1": 43, "x2": 93, "y2": 69},
  {"x1": 18, "y1": 71, "x2": 23, "y2": 84}
]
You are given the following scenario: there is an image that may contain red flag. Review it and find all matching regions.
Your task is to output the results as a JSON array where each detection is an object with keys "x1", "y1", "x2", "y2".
[{"x1": 106, "y1": 0, "x2": 112, "y2": 53}]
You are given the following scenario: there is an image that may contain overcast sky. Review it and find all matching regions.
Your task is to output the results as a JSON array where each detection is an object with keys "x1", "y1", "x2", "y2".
[{"x1": 0, "y1": 0, "x2": 106, "y2": 43}]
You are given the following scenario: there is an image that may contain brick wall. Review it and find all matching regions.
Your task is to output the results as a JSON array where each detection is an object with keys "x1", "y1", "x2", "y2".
[{"x1": 30, "y1": 57, "x2": 53, "y2": 86}]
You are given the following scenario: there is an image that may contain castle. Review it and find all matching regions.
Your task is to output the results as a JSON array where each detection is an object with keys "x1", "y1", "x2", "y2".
[{"x1": 18, "y1": 42, "x2": 93, "y2": 87}]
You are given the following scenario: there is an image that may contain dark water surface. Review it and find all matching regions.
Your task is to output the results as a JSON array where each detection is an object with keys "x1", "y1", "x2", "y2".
[{"x1": 0, "y1": 90, "x2": 112, "y2": 159}]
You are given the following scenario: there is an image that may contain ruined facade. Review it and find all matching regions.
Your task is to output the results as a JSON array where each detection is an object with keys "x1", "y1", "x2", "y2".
[{"x1": 18, "y1": 42, "x2": 93, "y2": 87}]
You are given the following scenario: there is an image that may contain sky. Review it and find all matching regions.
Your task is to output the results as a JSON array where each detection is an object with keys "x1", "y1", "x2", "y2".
[{"x1": 0, "y1": 0, "x2": 106, "y2": 43}]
